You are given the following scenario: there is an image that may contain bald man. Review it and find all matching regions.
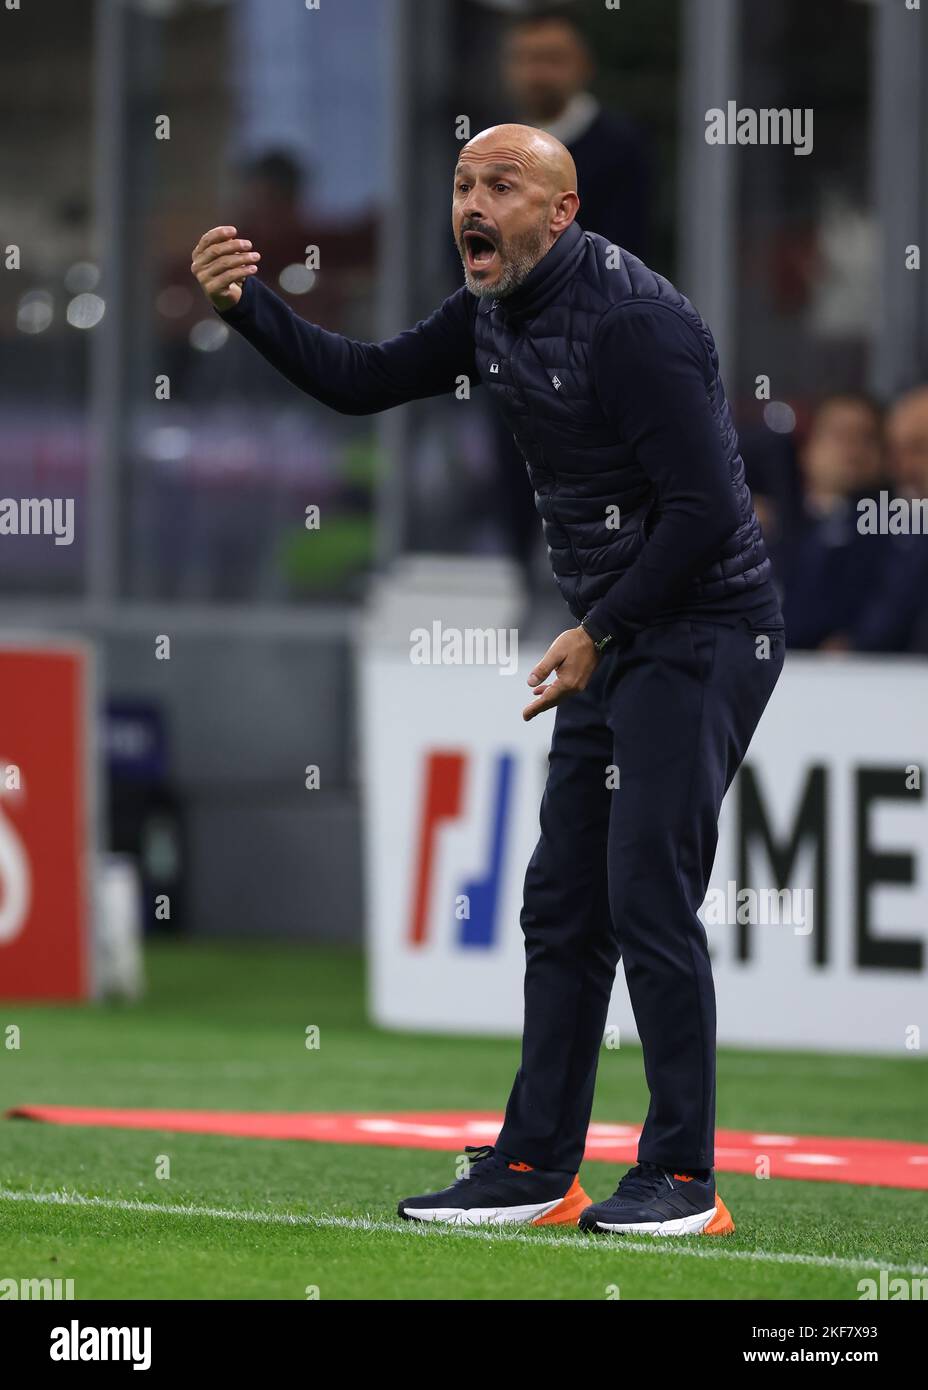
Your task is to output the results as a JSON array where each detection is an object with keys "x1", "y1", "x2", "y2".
[{"x1": 193, "y1": 124, "x2": 784, "y2": 1236}]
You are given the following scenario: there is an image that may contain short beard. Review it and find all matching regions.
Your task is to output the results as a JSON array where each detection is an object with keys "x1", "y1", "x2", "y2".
[{"x1": 460, "y1": 214, "x2": 553, "y2": 299}]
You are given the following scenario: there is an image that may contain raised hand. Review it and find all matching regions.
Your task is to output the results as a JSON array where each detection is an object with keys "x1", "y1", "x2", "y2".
[{"x1": 191, "y1": 226, "x2": 261, "y2": 311}]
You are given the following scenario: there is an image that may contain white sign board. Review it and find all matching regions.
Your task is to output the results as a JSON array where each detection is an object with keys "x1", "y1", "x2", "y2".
[{"x1": 360, "y1": 650, "x2": 927, "y2": 1055}]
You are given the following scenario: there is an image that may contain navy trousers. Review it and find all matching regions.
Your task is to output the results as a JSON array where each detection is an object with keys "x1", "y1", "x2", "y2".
[{"x1": 496, "y1": 618, "x2": 784, "y2": 1174}]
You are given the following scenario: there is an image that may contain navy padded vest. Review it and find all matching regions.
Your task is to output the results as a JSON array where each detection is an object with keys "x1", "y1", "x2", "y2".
[{"x1": 472, "y1": 221, "x2": 771, "y2": 624}]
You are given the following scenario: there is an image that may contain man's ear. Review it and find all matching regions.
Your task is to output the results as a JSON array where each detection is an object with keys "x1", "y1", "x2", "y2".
[{"x1": 552, "y1": 190, "x2": 580, "y2": 233}]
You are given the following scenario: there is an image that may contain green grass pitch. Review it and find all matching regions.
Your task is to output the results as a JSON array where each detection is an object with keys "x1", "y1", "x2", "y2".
[{"x1": 1, "y1": 942, "x2": 925, "y2": 1300}]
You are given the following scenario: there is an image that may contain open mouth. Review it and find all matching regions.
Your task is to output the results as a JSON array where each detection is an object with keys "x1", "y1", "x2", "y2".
[{"x1": 463, "y1": 230, "x2": 499, "y2": 273}]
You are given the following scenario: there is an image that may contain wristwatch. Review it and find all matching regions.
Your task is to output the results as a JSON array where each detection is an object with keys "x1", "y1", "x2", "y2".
[{"x1": 580, "y1": 614, "x2": 614, "y2": 653}]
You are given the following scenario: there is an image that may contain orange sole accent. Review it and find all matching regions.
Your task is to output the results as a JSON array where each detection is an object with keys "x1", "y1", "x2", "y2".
[
  {"x1": 702, "y1": 1193, "x2": 735, "y2": 1236},
  {"x1": 532, "y1": 1175, "x2": 592, "y2": 1226}
]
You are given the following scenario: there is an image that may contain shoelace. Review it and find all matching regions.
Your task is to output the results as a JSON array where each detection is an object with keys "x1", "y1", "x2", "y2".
[
  {"x1": 461, "y1": 1144, "x2": 500, "y2": 1180},
  {"x1": 607, "y1": 1161, "x2": 673, "y2": 1204}
]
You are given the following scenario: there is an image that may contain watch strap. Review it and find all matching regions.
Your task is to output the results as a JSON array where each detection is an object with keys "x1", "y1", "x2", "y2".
[{"x1": 580, "y1": 614, "x2": 614, "y2": 652}]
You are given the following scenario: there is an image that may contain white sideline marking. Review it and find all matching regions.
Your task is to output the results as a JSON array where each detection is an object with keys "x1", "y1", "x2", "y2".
[{"x1": 1, "y1": 1187, "x2": 926, "y2": 1276}]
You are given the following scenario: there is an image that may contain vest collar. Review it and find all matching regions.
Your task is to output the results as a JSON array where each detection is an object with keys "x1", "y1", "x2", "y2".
[{"x1": 477, "y1": 220, "x2": 585, "y2": 323}]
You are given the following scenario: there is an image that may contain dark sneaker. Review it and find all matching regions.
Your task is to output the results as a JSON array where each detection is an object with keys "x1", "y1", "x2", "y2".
[
  {"x1": 579, "y1": 1162, "x2": 735, "y2": 1236},
  {"x1": 398, "y1": 1145, "x2": 590, "y2": 1227}
]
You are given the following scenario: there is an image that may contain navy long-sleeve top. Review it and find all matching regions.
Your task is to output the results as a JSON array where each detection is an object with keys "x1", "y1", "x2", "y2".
[{"x1": 217, "y1": 269, "x2": 782, "y2": 637}]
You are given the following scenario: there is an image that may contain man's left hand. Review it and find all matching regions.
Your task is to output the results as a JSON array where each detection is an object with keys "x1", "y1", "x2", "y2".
[{"x1": 522, "y1": 626, "x2": 600, "y2": 722}]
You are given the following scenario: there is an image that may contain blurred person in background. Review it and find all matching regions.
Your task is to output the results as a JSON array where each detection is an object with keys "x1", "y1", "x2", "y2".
[
  {"x1": 779, "y1": 393, "x2": 891, "y2": 649},
  {"x1": 161, "y1": 151, "x2": 378, "y2": 338},
  {"x1": 236, "y1": 151, "x2": 377, "y2": 328},
  {"x1": 501, "y1": 6, "x2": 651, "y2": 256},
  {"x1": 885, "y1": 384, "x2": 928, "y2": 501},
  {"x1": 237, "y1": 151, "x2": 308, "y2": 284},
  {"x1": 494, "y1": 5, "x2": 653, "y2": 578},
  {"x1": 847, "y1": 386, "x2": 928, "y2": 654}
]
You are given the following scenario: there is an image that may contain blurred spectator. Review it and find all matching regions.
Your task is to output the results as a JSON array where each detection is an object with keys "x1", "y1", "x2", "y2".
[
  {"x1": 160, "y1": 150, "x2": 378, "y2": 339},
  {"x1": 501, "y1": 7, "x2": 651, "y2": 256},
  {"x1": 849, "y1": 386, "x2": 928, "y2": 654},
  {"x1": 885, "y1": 384, "x2": 928, "y2": 501},
  {"x1": 779, "y1": 393, "x2": 891, "y2": 649},
  {"x1": 237, "y1": 151, "x2": 377, "y2": 300},
  {"x1": 236, "y1": 151, "x2": 311, "y2": 286}
]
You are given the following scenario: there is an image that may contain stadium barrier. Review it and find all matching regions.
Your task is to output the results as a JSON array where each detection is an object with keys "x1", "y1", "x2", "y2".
[{"x1": 361, "y1": 590, "x2": 927, "y2": 1055}]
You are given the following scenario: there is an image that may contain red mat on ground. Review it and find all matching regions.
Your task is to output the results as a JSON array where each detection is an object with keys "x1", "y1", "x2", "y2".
[{"x1": 7, "y1": 1104, "x2": 927, "y2": 1190}]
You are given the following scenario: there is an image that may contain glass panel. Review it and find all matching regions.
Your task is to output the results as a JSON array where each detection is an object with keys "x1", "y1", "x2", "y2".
[
  {"x1": 0, "y1": 0, "x2": 94, "y2": 596},
  {"x1": 123, "y1": 0, "x2": 387, "y2": 602},
  {"x1": 734, "y1": 0, "x2": 873, "y2": 407}
]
